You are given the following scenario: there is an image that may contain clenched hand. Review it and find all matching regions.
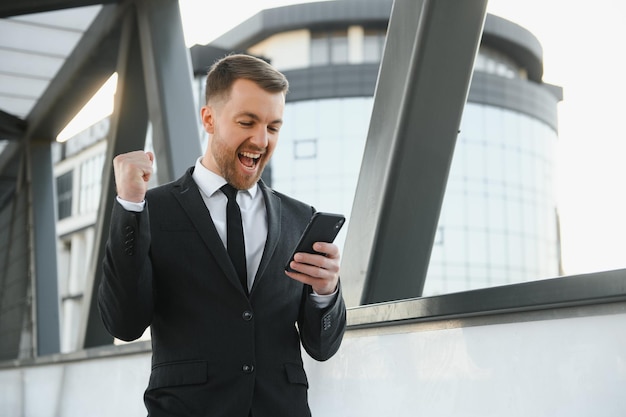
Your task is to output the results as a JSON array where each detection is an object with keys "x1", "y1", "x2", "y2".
[{"x1": 113, "y1": 151, "x2": 154, "y2": 203}]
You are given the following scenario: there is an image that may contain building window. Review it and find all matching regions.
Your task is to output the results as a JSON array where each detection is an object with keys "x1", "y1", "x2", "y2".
[
  {"x1": 311, "y1": 34, "x2": 329, "y2": 65},
  {"x1": 294, "y1": 139, "x2": 318, "y2": 160},
  {"x1": 310, "y1": 31, "x2": 348, "y2": 66},
  {"x1": 330, "y1": 31, "x2": 348, "y2": 64},
  {"x1": 474, "y1": 45, "x2": 522, "y2": 79},
  {"x1": 78, "y1": 153, "x2": 105, "y2": 215},
  {"x1": 57, "y1": 171, "x2": 73, "y2": 220},
  {"x1": 363, "y1": 29, "x2": 386, "y2": 63}
]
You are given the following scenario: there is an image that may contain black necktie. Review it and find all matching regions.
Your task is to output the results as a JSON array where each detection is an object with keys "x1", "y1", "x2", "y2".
[{"x1": 221, "y1": 184, "x2": 248, "y2": 294}]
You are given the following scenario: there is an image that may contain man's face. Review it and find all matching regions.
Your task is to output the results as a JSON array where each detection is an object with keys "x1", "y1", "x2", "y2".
[{"x1": 201, "y1": 78, "x2": 285, "y2": 190}]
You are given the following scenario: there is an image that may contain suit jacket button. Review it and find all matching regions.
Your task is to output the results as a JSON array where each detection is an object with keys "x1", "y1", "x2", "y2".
[
  {"x1": 242, "y1": 364, "x2": 254, "y2": 374},
  {"x1": 242, "y1": 311, "x2": 253, "y2": 321}
]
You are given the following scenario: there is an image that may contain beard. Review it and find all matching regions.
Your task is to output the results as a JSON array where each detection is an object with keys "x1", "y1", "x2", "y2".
[{"x1": 210, "y1": 135, "x2": 267, "y2": 190}]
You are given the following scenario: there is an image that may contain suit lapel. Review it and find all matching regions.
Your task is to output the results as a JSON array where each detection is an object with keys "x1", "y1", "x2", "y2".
[
  {"x1": 251, "y1": 180, "x2": 281, "y2": 294},
  {"x1": 170, "y1": 168, "x2": 244, "y2": 294}
]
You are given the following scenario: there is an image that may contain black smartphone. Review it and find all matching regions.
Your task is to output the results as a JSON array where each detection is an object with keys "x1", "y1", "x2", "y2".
[{"x1": 285, "y1": 212, "x2": 345, "y2": 272}]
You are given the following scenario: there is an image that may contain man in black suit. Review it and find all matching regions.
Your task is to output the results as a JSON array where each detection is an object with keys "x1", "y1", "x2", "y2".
[{"x1": 98, "y1": 54, "x2": 346, "y2": 417}]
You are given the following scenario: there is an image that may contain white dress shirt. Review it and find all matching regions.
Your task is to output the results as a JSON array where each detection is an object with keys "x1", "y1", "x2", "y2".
[
  {"x1": 117, "y1": 158, "x2": 335, "y2": 307},
  {"x1": 191, "y1": 158, "x2": 266, "y2": 292}
]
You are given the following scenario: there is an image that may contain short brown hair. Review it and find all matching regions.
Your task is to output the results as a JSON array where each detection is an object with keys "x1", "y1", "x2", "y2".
[{"x1": 204, "y1": 54, "x2": 289, "y2": 104}]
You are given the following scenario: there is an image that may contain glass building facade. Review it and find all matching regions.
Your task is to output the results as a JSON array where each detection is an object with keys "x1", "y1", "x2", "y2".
[
  {"x1": 427, "y1": 103, "x2": 559, "y2": 294},
  {"x1": 266, "y1": 96, "x2": 560, "y2": 296}
]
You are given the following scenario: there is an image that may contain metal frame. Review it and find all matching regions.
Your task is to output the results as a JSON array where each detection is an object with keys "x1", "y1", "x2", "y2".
[
  {"x1": 135, "y1": 0, "x2": 201, "y2": 183},
  {"x1": 27, "y1": 142, "x2": 61, "y2": 355},
  {"x1": 1, "y1": 0, "x2": 626, "y2": 362},
  {"x1": 341, "y1": 0, "x2": 488, "y2": 306},
  {"x1": 78, "y1": 0, "x2": 200, "y2": 348},
  {"x1": 347, "y1": 269, "x2": 626, "y2": 328},
  {"x1": 24, "y1": 4, "x2": 127, "y2": 142},
  {"x1": 79, "y1": 6, "x2": 149, "y2": 348}
]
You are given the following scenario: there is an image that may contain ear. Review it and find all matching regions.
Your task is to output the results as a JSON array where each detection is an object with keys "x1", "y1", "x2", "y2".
[{"x1": 201, "y1": 105, "x2": 215, "y2": 134}]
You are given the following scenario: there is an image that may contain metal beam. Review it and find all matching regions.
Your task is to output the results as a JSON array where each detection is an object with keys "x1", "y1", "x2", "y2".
[
  {"x1": 136, "y1": 0, "x2": 201, "y2": 182},
  {"x1": 0, "y1": 110, "x2": 27, "y2": 141},
  {"x1": 78, "y1": 6, "x2": 149, "y2": 349},
  {"x1": 341, "y1": 0, "x2": 487, "y2": 306},
  {"x1": 0, "y1": 142, "x2": 22, "y2": 182},
  {"x1": 0, "y1": 0, "x2": 118, "y2": 18},
  {"x1": 0, "y1": 152, "x2": 30, "y2": 361},
  {"x1": 28, "y1": 141, "x2": 61, "y2": 355},
  {"x1": 80, "y1": 0, "x2": 199, "y2": 348},
  {"x1": 25, "y1": 3, "x2": 129, "y2": 142}
]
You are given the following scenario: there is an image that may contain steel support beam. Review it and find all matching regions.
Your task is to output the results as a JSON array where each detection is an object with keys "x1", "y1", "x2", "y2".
[
  {"x1": 0, "y1": 110, "x2": 27, "y2": 141},
  {"x1": 80, "y1": 0, "x2": 199, "y2": 348},
  {"x1": 78, "y1": 7, "x2": 149, "y2": 349},
  {"x1": 0, "y1": 0, "x2": 118, "y2": 18},
  {"x1": 28, "y1": 141, "x2": 60, "y2": 355},
  {"x1": 0, "y1": 2, "x2": 128, "y2": 356},
  {"x1": 341, "y1": 0, "x2": 487, "y2": 306},
  {"x1": 26, "y1": 4, "x2": 128, "y2": 142},
  {"x1": 136, "y1": 0, "x2": 201, "y2": 182}
]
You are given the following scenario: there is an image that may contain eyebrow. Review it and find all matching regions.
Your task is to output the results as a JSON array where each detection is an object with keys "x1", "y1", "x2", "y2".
[{"x1": 236, "y1": 111, "x2": 283, "y2": 125}]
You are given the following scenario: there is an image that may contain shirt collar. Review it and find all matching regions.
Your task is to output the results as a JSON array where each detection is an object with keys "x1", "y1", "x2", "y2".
[{"x1": 192, "y1": 157, "x2": 258, "y2": 198}]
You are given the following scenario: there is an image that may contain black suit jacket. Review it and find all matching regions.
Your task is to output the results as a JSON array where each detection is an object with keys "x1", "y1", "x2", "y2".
[{"x1": 98, "y1": 168, "x2": 347, "y2": 417}]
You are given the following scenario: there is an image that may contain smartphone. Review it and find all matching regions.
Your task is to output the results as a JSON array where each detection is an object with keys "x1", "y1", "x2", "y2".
[{"x1": 285, "y1": 212, "x2": 345, "y2": 272}]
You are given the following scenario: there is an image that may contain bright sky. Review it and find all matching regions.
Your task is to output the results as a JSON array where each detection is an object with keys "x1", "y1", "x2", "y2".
[
  {"x1": 59, "y1": 0, "x2": 626, "y2": 276},
  {"x1": 485, "y1": 0, "x2": 626, "y2": 275}
]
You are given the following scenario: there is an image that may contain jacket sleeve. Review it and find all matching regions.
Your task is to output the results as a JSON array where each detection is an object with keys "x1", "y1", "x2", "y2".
[
  {"x1": 98, "y1": 200, "x2": 154, "y2": 342},
  {"x1": 298, "y1": 280, "x2": 347, "y2": 361}
]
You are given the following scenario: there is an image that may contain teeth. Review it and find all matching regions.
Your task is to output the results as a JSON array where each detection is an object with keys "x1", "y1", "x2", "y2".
[{"x1": 240, "y1": 152, "x2": 260, "y2": 159}]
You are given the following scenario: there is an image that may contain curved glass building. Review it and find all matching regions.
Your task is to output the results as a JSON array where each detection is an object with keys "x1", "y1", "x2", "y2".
[{"x1": 198, "y1": 0, "x2": 564, "y2": 295}]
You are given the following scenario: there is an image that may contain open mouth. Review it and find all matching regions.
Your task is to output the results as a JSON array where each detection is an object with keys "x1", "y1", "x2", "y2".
[{"x1": 238, "y1": 151, "x2": 261, "y2": 169}]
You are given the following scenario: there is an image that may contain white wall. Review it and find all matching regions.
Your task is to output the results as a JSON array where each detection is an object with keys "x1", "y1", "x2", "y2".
[
  {"x1": 306, "y1": 305, "x2": 626, "y2": 416},
  {"x1": 2, "y1": 304, "x2": 625, "y2": 416},
  {"x1": 0, "y1": 352, "x2": 150, "y2": 417}
]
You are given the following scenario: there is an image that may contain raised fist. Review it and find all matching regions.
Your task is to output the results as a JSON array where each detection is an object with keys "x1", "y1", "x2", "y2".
[{"x1": 113, "y1": 151, "x2": 154, "y2": 203}]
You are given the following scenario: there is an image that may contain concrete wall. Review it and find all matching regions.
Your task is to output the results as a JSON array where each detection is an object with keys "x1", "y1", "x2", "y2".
[{"x1": 2, "y1": 301, "x2": 625, "y2": 416}]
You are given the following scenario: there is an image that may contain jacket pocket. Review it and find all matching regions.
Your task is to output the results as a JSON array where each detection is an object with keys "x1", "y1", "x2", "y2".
[
  {"x1": 284, "y1": 362, "x2": 309, "y2": 387},
  {"x1": 148, "y1": 360, "x2": 208, "y2": 390}
]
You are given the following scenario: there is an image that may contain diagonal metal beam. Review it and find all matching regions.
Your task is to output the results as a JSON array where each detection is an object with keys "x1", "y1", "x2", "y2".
[
  {"x1": 0, "y1": 110, "x2": 27, "y2": 141},
  {"x1": 78, "y1": 0, "x2": 199, "y2": 348},
  {"x1": 135, "y1": 0, "x2": 201, "y2": 182},
  {"x1": 78, "y1": 5, "x2": 149, "y2": 349},
  {"x1": 341, "y1": 0, "x2": 487, "y2": 306},
  {"x1": 0, "y1": 0, "x2": 118, "y2": 18},
  {"x1": 25, "y1": 3, "x2": 130, "y2": 142}
]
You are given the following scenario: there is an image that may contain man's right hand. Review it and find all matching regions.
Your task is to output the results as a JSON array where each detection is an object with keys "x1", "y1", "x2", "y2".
[{"x1": 113, "y1": 151, "x2": 154, "y2": 203}]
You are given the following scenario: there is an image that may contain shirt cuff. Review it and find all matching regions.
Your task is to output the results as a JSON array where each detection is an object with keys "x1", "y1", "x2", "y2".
[
  {"x1": 309, "y1": 287, "x2": 338, "y2": 309},
  {"x1": 116, "y1": 196, "x2": 146, "y2": 212}
]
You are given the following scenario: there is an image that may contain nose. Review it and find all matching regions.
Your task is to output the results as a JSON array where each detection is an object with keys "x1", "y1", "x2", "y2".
[{"x1": 249, "y1": 125, "x2": 269, "y2": 148}]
